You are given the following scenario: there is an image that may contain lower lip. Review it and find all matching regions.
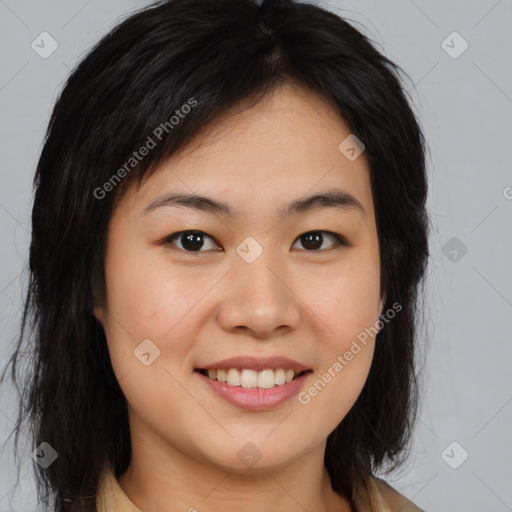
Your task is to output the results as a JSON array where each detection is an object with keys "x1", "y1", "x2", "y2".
[{"x1": 195, "y1": 371, "x2": 311, "y2": 411}]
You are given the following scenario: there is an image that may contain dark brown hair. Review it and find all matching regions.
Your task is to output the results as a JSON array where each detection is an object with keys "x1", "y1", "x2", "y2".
[{"x1": 1, "y1": 0, "x2": 429, "y2": 510}]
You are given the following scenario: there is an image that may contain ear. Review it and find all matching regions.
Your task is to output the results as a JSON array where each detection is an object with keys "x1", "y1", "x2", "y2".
[
  {"x1": 93, "y1": 304, "x2": 104, "y2": 324},
  {"x1": 378, "y1": 293, "x2": 386, "y2": 317},
  {"x1": 91, "y1": 283, "x2": 105, "y2": 325}
]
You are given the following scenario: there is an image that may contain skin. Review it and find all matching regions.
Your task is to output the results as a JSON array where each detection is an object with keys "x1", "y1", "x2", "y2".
[{"x1": 94, "y1": 82, "x2": 384, "y2": 512}]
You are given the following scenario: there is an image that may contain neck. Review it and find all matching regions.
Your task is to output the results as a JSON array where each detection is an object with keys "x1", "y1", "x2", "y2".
[{"x1": 118, "y1": 429, "x2": 353, "y2": 512}]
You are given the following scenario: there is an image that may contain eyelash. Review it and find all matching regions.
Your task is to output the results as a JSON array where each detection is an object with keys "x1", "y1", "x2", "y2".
[{"x1": 162, "y1": 230, "x2": 348, "y2": 253}]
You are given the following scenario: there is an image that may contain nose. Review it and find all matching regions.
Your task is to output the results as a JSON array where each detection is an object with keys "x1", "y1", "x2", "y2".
[{"x1": 216, "y1": 253, "x2": 301, "y2": 339}]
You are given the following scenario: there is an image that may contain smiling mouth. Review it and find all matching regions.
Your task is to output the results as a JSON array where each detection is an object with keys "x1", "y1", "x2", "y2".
[{"x1": 195, "y1": 368, "x2": 312, "y2": 389}]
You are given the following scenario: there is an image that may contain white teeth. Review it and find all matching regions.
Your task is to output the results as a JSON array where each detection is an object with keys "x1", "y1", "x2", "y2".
[
  {"x1": 257, "y1": 369, "x2": 275, "y2": 389},
  {"x1": 227, "y1": 368, "x2": 241, "y2": 387},
  {"x1": 240, "y1": 369, "x2": 258, "y2": 388},
  {"x1": 274, "y1": 369, "x2": 285, "y2": 385},
  {"x1": 203, "y1": 368, "x2": 303, "y2": 388}
]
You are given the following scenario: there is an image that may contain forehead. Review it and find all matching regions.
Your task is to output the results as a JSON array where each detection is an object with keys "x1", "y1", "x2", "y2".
[{"x1": 117, "y1": 83, "x2": 374, "y2": 222}]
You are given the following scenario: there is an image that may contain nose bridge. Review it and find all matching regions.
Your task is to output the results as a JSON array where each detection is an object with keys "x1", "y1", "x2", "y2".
[
  {"x1": 216, "y1": 241, "x2": 301, "y2": 336},
  {"x1": 236, "y1": 251, "x2": 283, "y2": 302}
]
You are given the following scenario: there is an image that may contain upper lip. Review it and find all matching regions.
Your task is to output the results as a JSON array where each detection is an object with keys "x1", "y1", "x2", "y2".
[{"x1": 196, "y1": 355, "x2": 310, "y2": 373}]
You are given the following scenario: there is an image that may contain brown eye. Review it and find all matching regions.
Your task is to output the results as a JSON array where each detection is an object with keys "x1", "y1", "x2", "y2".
[
  {"x1": 165, "y1": 230, "x2": 220, "y2": 252},
  {"x1": 163, "y1": 229, "x2": 347, "y2": 254},
  {"x1": 292, "y1": 231, "x2": 347, "y2": 251}
]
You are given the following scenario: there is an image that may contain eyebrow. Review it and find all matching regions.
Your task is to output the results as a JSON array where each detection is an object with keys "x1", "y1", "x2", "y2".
[{"x1": 143, "y1": 188, "x2": 366, "y2": 219}]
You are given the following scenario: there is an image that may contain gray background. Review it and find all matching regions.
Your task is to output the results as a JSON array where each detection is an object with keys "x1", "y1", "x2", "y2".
[{"x1": 1, "y1": 0, "x2": 511, "y2": 510}]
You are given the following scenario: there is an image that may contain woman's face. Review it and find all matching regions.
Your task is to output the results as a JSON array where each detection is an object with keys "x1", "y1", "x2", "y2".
[{"x1": 94, "y1": 83, "x2": 383, "y2": 474}]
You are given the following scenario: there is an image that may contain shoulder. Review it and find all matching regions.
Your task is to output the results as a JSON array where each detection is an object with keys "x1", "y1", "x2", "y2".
[{"x1": 371, "y1": 477, "x2": 425, "y2": 512}]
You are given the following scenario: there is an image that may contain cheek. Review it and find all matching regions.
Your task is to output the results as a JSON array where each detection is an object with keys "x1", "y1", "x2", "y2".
[
  {"x1": 292, "y1": 250, "x2": 381, "y2": 416},
  {"x1": 101, "y1": 241, "x2": 224, "y2": 399},
  {"x1": 103, "y1": 240, "x2": 199, "y2": 336},
  {"x1": 298, "y1": 251, "x2": 382, "y2": 343},
  {"x1": 100, "y1": 247, "x2": 202, "y2": 433},
  {"x1": 295, "y1": 308, "x2": 377, "y2": 439}
]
